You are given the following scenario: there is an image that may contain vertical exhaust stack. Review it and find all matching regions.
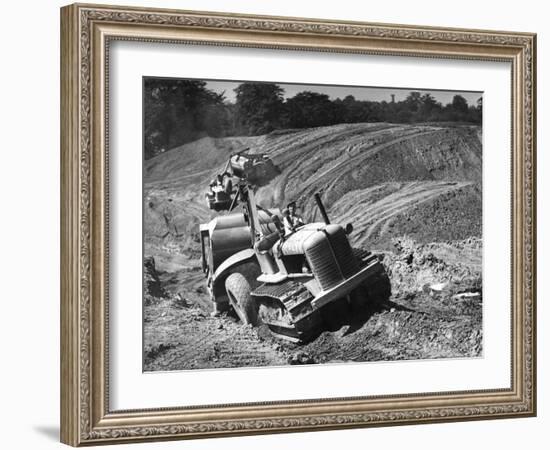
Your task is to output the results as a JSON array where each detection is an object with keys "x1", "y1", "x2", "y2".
[{"x1": 314, "y1": 193, "x2": 331, "y2": 225}]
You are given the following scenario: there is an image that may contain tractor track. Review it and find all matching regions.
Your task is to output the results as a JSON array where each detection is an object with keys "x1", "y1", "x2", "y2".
[
  {"x1": 333, "y1": 180, "x2": 473, "y2": 246},
  {"x1": 144, "y1": 300, "x2": 288, "y2": 371}
]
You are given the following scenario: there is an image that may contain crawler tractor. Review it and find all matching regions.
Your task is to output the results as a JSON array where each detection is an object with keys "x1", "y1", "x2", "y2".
[{"x1": 199, "y1": 154, "x2": 390, "y2": 342}]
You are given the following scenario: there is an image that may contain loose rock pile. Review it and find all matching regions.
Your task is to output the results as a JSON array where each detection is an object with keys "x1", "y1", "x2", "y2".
[{"x1": 383, "y1": 236, "x2": 482, "y2": 295}]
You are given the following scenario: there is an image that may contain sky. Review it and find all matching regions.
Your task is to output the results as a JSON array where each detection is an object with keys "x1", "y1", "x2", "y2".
[{"x1": 204, "y1": 79, "x2": 482, "y2": 106}]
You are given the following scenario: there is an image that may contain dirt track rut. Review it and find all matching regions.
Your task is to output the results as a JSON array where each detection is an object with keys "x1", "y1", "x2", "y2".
[{"x1": 332, "y1": 181, "x2": 473, "y2": 246}]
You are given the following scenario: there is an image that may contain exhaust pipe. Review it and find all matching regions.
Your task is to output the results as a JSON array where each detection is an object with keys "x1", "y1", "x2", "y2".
[{"x1": 314, "y1": 193, "x2": 330, "y2": 225}]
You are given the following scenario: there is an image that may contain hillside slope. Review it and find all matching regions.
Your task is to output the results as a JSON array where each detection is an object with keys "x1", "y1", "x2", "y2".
[
  {"x1": 144, "y1": 122, "x2": 482, "y2": 263},
  {"x1": 143, "y1": 122, "x2": 483, "y2": 370}
]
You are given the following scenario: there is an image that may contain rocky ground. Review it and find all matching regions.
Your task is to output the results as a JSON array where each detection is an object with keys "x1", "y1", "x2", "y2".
[
  {"x1": 144, "y1": 236, "x2": 482, "y2": 370},
  {"x1": 143, "y1": 122, "x2": 483, "y2": 371}
]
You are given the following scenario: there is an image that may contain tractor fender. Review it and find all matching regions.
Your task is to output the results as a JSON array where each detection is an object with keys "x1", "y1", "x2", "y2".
[{"x1": 211, "y1": 248, "x2": 259, "y2": 301}]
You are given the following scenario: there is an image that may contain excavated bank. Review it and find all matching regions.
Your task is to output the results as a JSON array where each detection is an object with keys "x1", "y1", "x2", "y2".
[
  {"x1": 144, "y1": 123, "x2": 481, "y2": 273},
  {"x1": 143, "y1": 122, "x2": 483, "y2": 371},
  {"x1": 144, "y1": 236, "x2": 482, "y2": 371}
]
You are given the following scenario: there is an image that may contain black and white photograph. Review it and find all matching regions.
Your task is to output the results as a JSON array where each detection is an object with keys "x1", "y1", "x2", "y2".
[{"x1": 143, "y1": 77, "x2": 483, "y2": 371}]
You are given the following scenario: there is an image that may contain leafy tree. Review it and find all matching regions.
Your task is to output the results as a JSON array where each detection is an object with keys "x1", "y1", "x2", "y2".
[
  {"x1": 467, "y1": 97, "x2": 482, "y2": 123},
  {"x1": 337, "y1": 95, "x2": 378, "y2": 123},
  {"x1": 285, "y1": 91, "x2": 336, "y2": 128},
  {"x1": 143, "y1": 79, "x2": 226, "y2": 159},
  {"x1": 476, "y1": 97, "x2": 483, "y2": 110},
  {"x1": 395, "y1": 108, "x2": 413, "y2": 123},
  {"x1": 451, "y1": 94, "x2": 469, "y2": 114},
  {"x1": 418, "y1": 93, "x2": 442, "y2": 121},
  {"x1": 234, "y1": 83, "x2": 285, "y2": 135},
  {"x1": 404, "y1": 91, "x2": 423, "y2": 113},
  {"x1": 144, "y1": 80, "x2": 482, "y2": 158}
]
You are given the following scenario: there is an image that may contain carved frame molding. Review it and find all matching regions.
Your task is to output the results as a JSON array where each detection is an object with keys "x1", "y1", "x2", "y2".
[{"x1": 61, "y1": 3, "x2": 536, "y2": 446}]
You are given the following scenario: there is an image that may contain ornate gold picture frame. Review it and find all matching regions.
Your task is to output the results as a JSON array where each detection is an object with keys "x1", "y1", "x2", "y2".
[{"x1": 60, "y1": 3, "x2": 536, "y2": 446}]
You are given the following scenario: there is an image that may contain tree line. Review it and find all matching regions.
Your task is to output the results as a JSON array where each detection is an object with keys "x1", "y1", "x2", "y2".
[{"x1": 144, "y1": 79, "x2": 482, "y2": 159}]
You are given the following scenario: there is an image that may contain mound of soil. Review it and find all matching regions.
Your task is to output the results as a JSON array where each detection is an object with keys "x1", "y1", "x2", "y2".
[
  {"x1": 143, "y1": 123, "x2": 482, "y2": 272},
  {"x1": 332, "y1": 181, "x2": 481, "y2": 250},
  {"x1": 382, "y1": 236, "x2": 482, "y2": 295},
  {"x1": 142, "y1": 123, "x2": 483, "y2": 370},
  {"x1": 379, "y1": 183, "x2": 481, "y2": 249},
  {"x1": 144, "y1": 237, "x2": 482, "y2": 371}
]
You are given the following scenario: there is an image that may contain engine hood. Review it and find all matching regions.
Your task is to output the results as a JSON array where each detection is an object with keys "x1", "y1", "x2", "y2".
[{"x1": 279, "y1": 223, "x2": 333, "y2": 256}]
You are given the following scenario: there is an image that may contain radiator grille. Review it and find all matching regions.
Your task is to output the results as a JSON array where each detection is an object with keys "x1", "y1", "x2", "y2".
[
  {"x1": 327, "y1": 227, "x2": 359, "y2": 278},
  {"x1": 305, "y1": 236, "x2": 342, "y2": 290}
]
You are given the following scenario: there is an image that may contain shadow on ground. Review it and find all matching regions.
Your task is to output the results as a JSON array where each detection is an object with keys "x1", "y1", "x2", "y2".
[{"x1": 33, "y1": 425, "x2": 59, "y2": 441}]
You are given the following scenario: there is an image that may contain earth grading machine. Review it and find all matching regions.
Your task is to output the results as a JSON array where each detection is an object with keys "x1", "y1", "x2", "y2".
[{"x1": 199, "y1": 152, "x2": 389, "y2": 342}]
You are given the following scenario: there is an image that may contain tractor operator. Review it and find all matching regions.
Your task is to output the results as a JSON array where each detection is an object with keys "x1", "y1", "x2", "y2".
[
  {"x1": 209, "y1": 172, "x2": 233, "y2": 194},
  {"x1": 209, "y1": 174, "x2": 225, "y2": 193},
  {"x1": 282, "y1": 201, "x2": 305, "y2": 235}
]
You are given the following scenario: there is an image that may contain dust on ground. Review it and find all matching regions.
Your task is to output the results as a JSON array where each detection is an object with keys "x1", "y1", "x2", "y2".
[
  {"x1": 144, "y1": 236, "x2": 482, "y2": 371},
  {"x1": 143, "y1": 123, "x2": 483, "y2": 371}
]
